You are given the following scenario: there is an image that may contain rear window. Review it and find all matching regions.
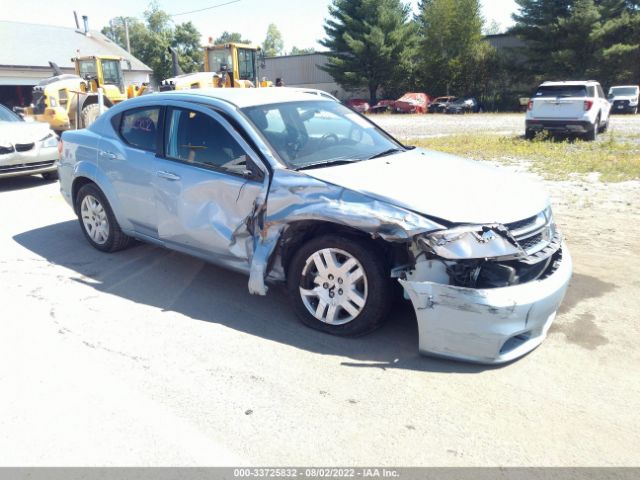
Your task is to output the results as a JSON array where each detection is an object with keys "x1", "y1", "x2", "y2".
[{"x1": 535, "y1": 85, "x2": 587, "y2": 98}]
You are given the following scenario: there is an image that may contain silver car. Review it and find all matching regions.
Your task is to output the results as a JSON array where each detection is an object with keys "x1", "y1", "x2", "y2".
[
  {"x1": 0, "y1": 104, "x2": 59, "y2": 180},
  {"x1": 58, "y1": 88, "x2": 572, "y2": 364}
]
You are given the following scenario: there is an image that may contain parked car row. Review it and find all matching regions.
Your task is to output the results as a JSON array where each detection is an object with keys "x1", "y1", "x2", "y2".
[{"x1": 345, "y1": 93, "x2": 483, "y2": 115}]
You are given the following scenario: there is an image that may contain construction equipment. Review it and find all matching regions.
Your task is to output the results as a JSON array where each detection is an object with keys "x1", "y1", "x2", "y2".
[
  {"x1": 160, "y1": 42, "x2": 272, "y2": 91},
  {"x1": 20, "y1": 56, "x2": 149, "y2": 133}
]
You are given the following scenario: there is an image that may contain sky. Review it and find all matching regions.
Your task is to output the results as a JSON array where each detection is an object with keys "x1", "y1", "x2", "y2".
[{"x1": 1, "y1": 0, "x2": 519, "y2": 52}]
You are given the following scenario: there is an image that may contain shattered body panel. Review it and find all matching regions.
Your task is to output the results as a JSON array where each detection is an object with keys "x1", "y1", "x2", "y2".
[{"x1": 401, "y1": 245, "x2": 572, "y2": 364}]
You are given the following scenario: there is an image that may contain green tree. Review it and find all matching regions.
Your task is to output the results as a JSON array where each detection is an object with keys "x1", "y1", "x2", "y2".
[
  {"x1": 262, "y1": 23, "x2": 284, "y2": 57},
  {"x1": 321, "y1": 0, "x2": 416, "y2": 104},
  {"x1": 512, "y1": 0, "x2": 640, "y2": 85},
  {"x1": 417, "y1": 0, "x2": 493, "y2": 95},
  {"x1": 289, "y1": 46, "x2": 316, "y2": 55},
  {"x1": 213, "y1": 31, "x2": 252, "y2": 44},
  {"x1": 102, "y1": 2, "x2": 203, "y2": 83}
]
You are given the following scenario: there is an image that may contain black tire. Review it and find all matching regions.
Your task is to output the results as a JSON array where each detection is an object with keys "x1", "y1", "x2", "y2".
[
  {"x1": 287, "y1": 234, "x2": 392, "y2": 337},
  {"x1": 600, "y1": 118, "x2": 609, "y2": 133},
  {"x1": 80, "y1": 103, "x2": 107, "y2": 128},
  {"x1": 42, "y1": 171, "x2": 59, "y2": 181},
  {"x1": 585, "y1": 116, "x2": 599, "y2": 141},
  {"x1": 525, "y1": 129, "x2": 536, "y2": 140},
  {"x1": 75, "y1": 183, "x2": 131, "y2": 252}
]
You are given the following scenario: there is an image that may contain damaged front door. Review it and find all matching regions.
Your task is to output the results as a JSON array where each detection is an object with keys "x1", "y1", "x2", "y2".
[{"x1": 153, "y1": 104, "x2": 267, "y2": 268}]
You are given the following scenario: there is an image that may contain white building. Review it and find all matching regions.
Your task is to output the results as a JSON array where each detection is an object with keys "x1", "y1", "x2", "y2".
[{"x1": 0, "y1": 20, "x2": 152, "y2": 108}]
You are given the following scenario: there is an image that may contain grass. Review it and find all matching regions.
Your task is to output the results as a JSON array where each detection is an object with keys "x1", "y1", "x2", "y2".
[{"x1": 410, "y1": 131, "x2": 640, "y2": 182}]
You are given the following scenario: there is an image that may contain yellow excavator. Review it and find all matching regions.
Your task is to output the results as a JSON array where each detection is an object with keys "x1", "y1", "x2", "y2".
[
  {"x1": 160, "y1": 42, "x2": 272, "y2": 91},
  {"x1": 20, "y1": 55, "x2": 149, "y2": 133}
]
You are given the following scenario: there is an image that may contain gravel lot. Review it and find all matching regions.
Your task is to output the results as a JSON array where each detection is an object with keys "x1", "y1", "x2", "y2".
[
  {"x1": 374, "y1": 112, "x2": 640, "y2": 142},
  {"x1": 1, "y1": 114, "x2": 639, "y2": 467}
]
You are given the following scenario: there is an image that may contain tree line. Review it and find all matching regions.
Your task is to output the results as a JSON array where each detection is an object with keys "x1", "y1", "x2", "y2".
[
  {"x1": 102, "y1": 3, "x2": 313, "y2": 83},
  {"x1": 101, "y1": 0, "x2": 639, "y2": 110},
  {"x1": 321, "y1": 0, "x2": 640, "y2": 108}
]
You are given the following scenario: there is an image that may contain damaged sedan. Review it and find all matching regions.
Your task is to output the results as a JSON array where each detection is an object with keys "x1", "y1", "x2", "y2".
[{"x1": 58, "y1": 88, "x2": 571, "y2": 364}]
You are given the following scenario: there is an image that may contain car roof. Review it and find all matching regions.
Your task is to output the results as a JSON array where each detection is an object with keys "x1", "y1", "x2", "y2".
[
  {"x1": 540, "y1": 81, "x2": 599, "y2": 86},
  {"x1": 153, "y1": 87, "x2": 336, "y2": 108}
]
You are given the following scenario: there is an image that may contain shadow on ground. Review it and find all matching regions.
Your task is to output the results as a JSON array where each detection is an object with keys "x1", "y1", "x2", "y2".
[
  {"x1": 0, "y1": 175, "x2": 56, "y2": 192},
  {"x1": 14, "y1": 220, "x2": 505, "y2": 375}
]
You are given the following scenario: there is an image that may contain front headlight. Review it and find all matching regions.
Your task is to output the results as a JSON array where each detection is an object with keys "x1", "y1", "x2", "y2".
[
  {"x1": 40, "y1": 132, "x2": 58, "y2": 148},
  {"x1": 417, "y1": 224, "x2": 523, "y2": 260},
  {"x1": 630, "y1": 98, "x2": 639, "y2": 106}
]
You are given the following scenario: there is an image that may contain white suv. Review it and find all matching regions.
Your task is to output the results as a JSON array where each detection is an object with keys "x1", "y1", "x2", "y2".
[
  {"x1": 608, "y1": 85, "x2": 639, "y2": 114},
  {"x1": 526, "y1": 81, "x2": 611, "y2": 141}
]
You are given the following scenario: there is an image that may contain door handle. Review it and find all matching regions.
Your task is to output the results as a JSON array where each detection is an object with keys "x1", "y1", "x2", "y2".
[
  {"x1": 156, "y1": 170, "x2": 181, "y2": 181},
  {"x1": 99, "y1": 151, "x2": 117, "y2": 160}
]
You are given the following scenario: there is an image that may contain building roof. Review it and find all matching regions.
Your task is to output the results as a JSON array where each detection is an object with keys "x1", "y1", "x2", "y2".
[{"x1": 0, "y1": 20, "x2": 151, "y2": 72}]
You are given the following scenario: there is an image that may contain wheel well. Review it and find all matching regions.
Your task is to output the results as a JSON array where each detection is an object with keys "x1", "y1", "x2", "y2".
[
  {"x1": 277, "y1": 221, "x2": 409, "y2": 275},
  {"x1": 71, "y1": 177, "x2": 95, "y2": 213},
  {"x1": 80, "y1": 95, "x2": 114, "y2": 110}
]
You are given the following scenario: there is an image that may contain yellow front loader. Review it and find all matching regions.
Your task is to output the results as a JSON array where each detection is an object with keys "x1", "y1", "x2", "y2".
[
  {"x1": 20, "y1": 56, "x2": 149, "y2": 133},
  {"x1": 160, "y1": 42, "x2": 272, "y2": 91}
]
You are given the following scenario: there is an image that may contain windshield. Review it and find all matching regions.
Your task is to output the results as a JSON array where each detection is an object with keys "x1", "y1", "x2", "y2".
[
  {"x1": 535, "y1": 85, "x2": 587, "y2": 98},
  {"x1": 207, "y1": 48, "x2": 233, "y2": 73},
  {"x1": 78, "y1": 60, "x2": 97, "y2": 78},
  {"x1": 0, "y1": 104, "x2": 22, "y2": 122},
  {"x1": 242, "y1": 100, "x2": 403, "y2": 169},
  {"x1": 609, "y1": 87, "x2": 638, "y2": 96}
]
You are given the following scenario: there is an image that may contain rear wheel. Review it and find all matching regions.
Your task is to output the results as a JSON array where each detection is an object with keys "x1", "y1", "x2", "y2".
[
  {"x1": 287, "y1": 235, "x2": 392, "y2": 337},
  {"x1": 525, "y1": 129, "x2": 536, "y2": 140},
  {"x1": 585, "y1": 115, "x2": 600, "y2": 141},
  {"x1": 75, "y1": 183, "x2": 131, "y2": 252}
]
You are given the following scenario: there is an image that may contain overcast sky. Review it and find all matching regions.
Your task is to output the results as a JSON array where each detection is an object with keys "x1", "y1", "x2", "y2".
[{"x1": 2, "y1": 0, "x2": 519, "y2": 51}]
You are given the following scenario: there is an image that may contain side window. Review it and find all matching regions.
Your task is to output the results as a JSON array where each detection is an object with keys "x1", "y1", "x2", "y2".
[
  {"x1": 588, "y1": 86, "x2": 596, "y2": 98},
  {"x1": 165, "y1": 108, "x2": 249, "y2": 175},
  {"x1": 597, "y1": 85, "x2": 605, "y2": 99},
  {"x1": 120, "y1": 107, "x2": 160, "y2": 152}
]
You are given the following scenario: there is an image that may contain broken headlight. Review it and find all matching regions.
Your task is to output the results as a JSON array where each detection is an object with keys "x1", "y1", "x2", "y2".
[{"x1": 417, "y1": 224, "x2": 524, "y2": 260}]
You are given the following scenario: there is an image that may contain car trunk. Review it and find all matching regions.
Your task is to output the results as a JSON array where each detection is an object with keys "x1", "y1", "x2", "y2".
[{"x1": 530, "y1": 97, "x2": 586, "y2": 119}]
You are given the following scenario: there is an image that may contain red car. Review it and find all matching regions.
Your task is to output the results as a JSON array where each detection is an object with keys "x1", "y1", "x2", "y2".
[
  {"x1": 394, "y1": 93, "x2": 430, "y2": 114},
  {"x1": 344, "y1": 99, "x2": 370, "y2": 113}
]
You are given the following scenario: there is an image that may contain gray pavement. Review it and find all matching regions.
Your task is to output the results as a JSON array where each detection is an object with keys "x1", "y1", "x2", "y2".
[{"x1": 1, "y1": 114, "x2": 639, "y2": 466}]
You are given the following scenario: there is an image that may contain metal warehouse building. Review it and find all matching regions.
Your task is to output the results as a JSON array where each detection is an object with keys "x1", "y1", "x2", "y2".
[
  {"x1": 263, "y1": 34, "x2": 523, "y2": 100},
  {"x1": 0, "y1": 20, "x2": 152, "y2": 108}
]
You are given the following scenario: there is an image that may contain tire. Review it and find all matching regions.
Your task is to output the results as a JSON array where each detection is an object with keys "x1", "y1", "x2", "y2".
[
  {"x1": 80, "y1": 103, "x2": 107, "y2": 129},
  {"x1": 585, "y1": 116, "x2": 599, "y2": 141},
  {"x1": 525, "y1": 129, "x2": 536, "y2": 140},
  {"x1": 75, "y1": 183, "x2": 131, "y2": 252},
  {"x1": 42, "y1": 171, "x2": 59, "y2": 181},
  {"x1": 600, "y1": 118, "x2": 609, "y2": 133},
  {"x1": 287, "y1": 235, "x2": 392, "y2": 337}
]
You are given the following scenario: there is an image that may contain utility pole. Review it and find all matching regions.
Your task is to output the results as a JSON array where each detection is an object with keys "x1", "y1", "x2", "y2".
[{"x1": 123, "y1": 17, "x2": 131, "y2": 54}]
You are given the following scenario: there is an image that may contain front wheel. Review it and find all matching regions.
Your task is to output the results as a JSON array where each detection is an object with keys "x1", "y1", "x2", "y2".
[
  {"x1": 287, "y1": 235, "x2": 392, "y2": 336},
  {"x1": 75, "y1": 183, "x2": 131, "y2": 252}
]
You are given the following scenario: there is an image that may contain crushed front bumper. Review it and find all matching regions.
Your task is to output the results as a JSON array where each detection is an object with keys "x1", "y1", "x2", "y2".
[{"x1": 399, "y1": 244, "x2": 572, "y2": 364}]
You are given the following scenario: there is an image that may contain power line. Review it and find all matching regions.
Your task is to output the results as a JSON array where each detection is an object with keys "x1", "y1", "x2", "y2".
[{"x1": 170, "y1": 0, "x2": 241, "y2": 17}]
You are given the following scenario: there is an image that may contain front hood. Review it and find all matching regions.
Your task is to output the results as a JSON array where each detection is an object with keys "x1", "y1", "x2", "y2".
[
  {"x1": 612, "y1": 96, "x2": 638, "y2": 101},
  {"x1": 0, "y1": 121, "x2": 52, "y2": 147},
  {"x1": 302, "y1": 148, "x2": 549, "y2": 225}
]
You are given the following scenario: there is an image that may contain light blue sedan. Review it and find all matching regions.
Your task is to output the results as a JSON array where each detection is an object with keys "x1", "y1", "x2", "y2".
[{"x1": 58, "y1": 88, "x2": 571, "y2": 363}]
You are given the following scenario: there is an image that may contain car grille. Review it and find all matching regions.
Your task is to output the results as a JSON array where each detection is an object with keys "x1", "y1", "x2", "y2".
[
  {"x1": 0, "y1": 160, "x2": 55, "y2": 174},
  {"x1": 505, "y1": 210, "x2": 561, "y2": 264},
  {"x1": 15, "y1": 143, "x2": 35, "y2": 152},
  {"x1": 613, "y1": 100, "x2": 630, "y2": 108}
]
